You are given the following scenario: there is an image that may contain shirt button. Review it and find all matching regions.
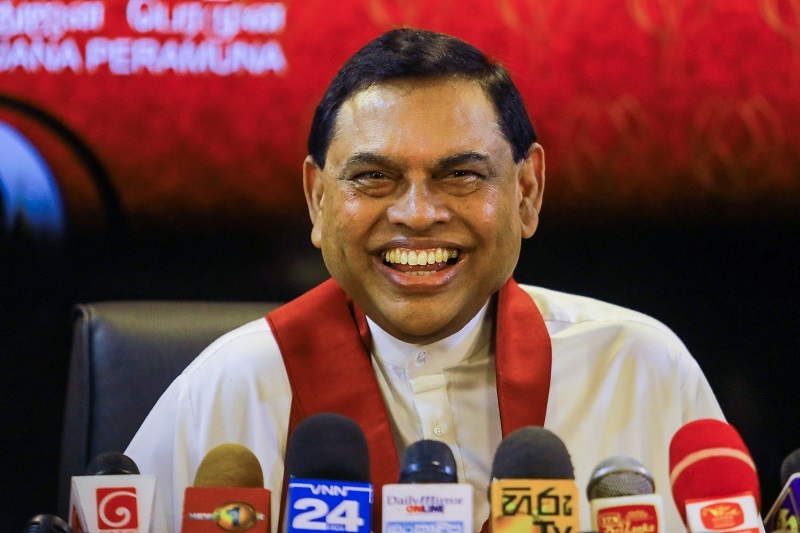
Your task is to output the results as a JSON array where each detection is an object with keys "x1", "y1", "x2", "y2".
[
  {"x1": 433, "y1": 424, "x2": 445, "y2": 437},
  {"x1": 416, "y1": 351, "x2": 426, "y2": 365}
]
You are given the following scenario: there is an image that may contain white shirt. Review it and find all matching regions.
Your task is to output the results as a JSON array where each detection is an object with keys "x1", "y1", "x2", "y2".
[
  {"x1": 126, "y1": 283, "x2": 724, "y2": 533},
  {"x1": 368, "y1": 301, "x2": 497, "y2": 528}
]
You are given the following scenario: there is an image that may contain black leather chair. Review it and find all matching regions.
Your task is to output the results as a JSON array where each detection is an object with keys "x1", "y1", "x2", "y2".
[{"x1": 57, "y1": 300, "x2": 281, "y2": 515}]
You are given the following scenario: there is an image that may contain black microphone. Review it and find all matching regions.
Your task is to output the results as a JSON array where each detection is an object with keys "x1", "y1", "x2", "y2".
[
  {"x1": 286, "y1": 413, "x2": 370, "y2": 483},
  {"x1": 68, "y1": 451, "x2": 156, "y2": 532},
  {"x1": 488, "y1": 426, "x2": 579, "y2": 533},
  {"x1": 764, "y1": 447, "x2": 800, "y2": 532},
  {"x1": 22, "y1": 514, "x2": 72, "y2": 533},
  {"x1": 285, "y1": 413, "x2": 372, "y2": 533},
  {"x1": 586, "y1": 455, "x2": 664, "y2": 532},
  {"x1": 383, "y1": 439, "x2": 473, "y2": 531},
  {"x1": 398, "y1": 439, "x2": 457, "y2": 483},
  {"x1": 85, "y1": 451, "x2": 140, "y2": 475},
  {"x1": 781, "y1": 447, "x2": 800, "y2": 488}
]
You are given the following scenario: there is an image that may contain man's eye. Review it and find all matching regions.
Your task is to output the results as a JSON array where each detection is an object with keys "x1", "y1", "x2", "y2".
[
  {"x1": 448, "y1": 169, "x2": 482, "y2": 180},
  {"x1": 348, "y1": 171, "x2": 396, "y2": 196},
  {"x1": 349, "y1": 171, "x2": 390, "y2": 184},
  {"x1": 438, "y1": 170, "x2": 482, "y2": 195},
  {"x1": 445, "y1": 169, "x2": 483, "y2": 183},
  {"x1": 358, "y1": 171, "x2": 387, "y2": 181}
]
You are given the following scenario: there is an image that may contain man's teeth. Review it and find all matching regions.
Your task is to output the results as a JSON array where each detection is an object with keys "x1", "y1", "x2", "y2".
[{"x1": 383, "y1": 247, "x2": 459, "y2": 265}]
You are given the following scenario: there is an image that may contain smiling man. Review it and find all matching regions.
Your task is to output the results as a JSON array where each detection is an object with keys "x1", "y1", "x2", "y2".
[
  {"x1": 127, "y1": 28, "x2": 723, "y2": 532},
  {"x1": 304, "y1": 76, "x2": 541, "y2": 344}
]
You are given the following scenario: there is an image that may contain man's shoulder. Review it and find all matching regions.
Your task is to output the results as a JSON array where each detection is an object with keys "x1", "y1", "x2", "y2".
[
  {"x1": 517, "y1": 283, "x2": 683, "y2": 345},
  {"x1": 518, "y1": 284, "x2": 709, "y2": 393},
  {"x1": 182, "y1": 316, "x2": 282, "y2": 376},
  {"x1": 169, "y1": 316, "x2": 293, "y2": 408}
]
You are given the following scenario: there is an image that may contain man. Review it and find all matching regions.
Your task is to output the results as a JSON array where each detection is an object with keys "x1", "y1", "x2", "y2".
[{"x1": 126, "y1": 28, "x2": 723, "y2": 532}]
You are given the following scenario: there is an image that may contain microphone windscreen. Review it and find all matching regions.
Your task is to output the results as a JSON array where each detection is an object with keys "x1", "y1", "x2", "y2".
[
  {"x1": 780, "y1": 447, "x2": 800, "y2": 487},
  {"x1": 490, "y1": 426, "x2": 574, "y2": 480},
  {"x1": 22, "y1": 514, "x2": 72, "y2": 533},
  {"x1": 193, "y1": 443, "x2": 264, "y2": 487},
  {"x1": 285, "y1": 412, "x2": 370, "y2": 482},
  {"x1": 669, "y1": 418, "x2": 760, "y2": 522},
  {"x1": 587, "y1": 455, "x2": 655, "y2": 500},
  {"x1": 399, "y1": 439, "x2": 457, "y2": 483},
  {"x1": 84, "y1": 451, "x2": 139, "y2": 475}
]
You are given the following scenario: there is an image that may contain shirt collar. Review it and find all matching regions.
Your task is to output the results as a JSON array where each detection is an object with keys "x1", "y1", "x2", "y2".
[{"x1": 367, "y1": 300, "x2": 493, "y2": 376}]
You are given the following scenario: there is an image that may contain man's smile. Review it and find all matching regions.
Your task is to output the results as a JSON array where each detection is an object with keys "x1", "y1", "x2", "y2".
[{"x1": 381, "y1": 247, "x2": 461, "y2": 275}]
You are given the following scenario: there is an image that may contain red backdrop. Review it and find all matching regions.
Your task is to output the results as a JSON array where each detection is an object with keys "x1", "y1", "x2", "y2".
[{"x1": 1, "y1": 0, "x2": 798, "y2": 233}]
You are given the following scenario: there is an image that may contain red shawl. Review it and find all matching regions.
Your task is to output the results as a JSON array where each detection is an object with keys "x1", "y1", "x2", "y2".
[{"x1": 266, "y1": 277, "x2": 552, "y2": 531}]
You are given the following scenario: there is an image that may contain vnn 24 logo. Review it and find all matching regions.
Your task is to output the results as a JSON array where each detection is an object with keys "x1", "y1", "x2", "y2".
[{"x1": 287, "y1": 479, "x2": 373, "y2": 533}]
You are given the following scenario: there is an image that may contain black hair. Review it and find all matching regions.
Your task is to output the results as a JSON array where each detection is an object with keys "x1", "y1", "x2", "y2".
[{"x1": 307, "y1": 28, "x2": 537, "y2": 167}]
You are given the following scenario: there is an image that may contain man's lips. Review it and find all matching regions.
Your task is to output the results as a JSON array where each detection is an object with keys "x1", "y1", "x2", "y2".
[{"x1": 380, "y1": 247, "x2": 460, "y2": 276}]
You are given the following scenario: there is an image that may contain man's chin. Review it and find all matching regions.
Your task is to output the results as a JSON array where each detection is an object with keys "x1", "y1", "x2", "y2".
[{"x1": 373, "y1": 308, "x2": 468, "y2": 344}]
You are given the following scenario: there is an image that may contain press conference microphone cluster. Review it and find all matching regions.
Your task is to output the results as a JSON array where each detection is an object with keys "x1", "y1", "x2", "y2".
[
  {"x1": 285, "y1": 413, "x2": 373, "y2": 533},
  {"x1": 764, "y1": 447, "x2": 800, "y2": 532},
  {"x1": 488, "y1": 426, "x2": 579, "y2": 533},
  {"x1": 382, "y1": 439, "x2": 473, "y2": 532},
  {"x1": 68, "y1": 451, "x2": 156, "y2": 533},
  {"x1": 180, "y1": 443, "x2": 271, "y2": 532},
  {"x1": 669, "y1": 418, "x2": 765, "y2": 533},
  {"x1": 586, "y1": 455, "x2": 664, "y2": 533}
]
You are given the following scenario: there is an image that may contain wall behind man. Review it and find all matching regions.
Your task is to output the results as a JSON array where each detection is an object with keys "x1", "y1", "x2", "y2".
[{"x1": 1, "y1": 0, "x2": 798, "y2": 527}]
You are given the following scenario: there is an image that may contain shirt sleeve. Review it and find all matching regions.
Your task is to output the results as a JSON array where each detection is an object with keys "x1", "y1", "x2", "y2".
[
  {"x1": 123, "y1": 319, "x2": 292, "y2": 533},
  {"x1": 681, "y1": 354, "x2": 725, "y2": 423},
  {"x1": 125, "y1": 373, "x2": 198, "y2": 533}
]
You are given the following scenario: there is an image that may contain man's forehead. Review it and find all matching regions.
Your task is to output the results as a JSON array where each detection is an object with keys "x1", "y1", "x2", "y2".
[
  {"x1": 326, "y1": 77, "x2": 509, "y2": 163},
  {"x1": 342, "y1": 76, "x2": 491, "y2": 113}
]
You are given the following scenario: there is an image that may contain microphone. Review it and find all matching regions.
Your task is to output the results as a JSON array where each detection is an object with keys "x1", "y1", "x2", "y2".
[
  {"x1": 669, "y1": 418, "x2": 764, "y2": 532},
  {"x1": 399, "y1": 439, "x2": 458, "y2": 483},
  {"x1": 382, "y1": 439, "x2": 473, "y2": 532},
  {"x1": 764, "y1": 447, "x2": 800, "y2": 532},
  {"x1": 86, "y1": 452, "x2": 140, "y2": 475},
  {"x1": 68, "y1": 451, "x2": 156, "y2": 533},
  {"x1": 22, "y1": 514, "x2": 72, "y2": 533},
  {"x1": 285, "y1": 413, "x2": 372, "y2": 533},
  {"x1": 586, "y1": 455, "x2": 664, "y2": 533},
  {"x1": 180, "y1": 443, "x2": 270, "y2": 532},
  {"x1": 488, "y1": 426, "x2": 579, "y2": 533}
]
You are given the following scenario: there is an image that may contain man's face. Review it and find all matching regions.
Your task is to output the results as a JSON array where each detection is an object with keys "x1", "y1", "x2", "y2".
[{"x1": 304, "y1": 77, "x2": 544, "y2": 344}]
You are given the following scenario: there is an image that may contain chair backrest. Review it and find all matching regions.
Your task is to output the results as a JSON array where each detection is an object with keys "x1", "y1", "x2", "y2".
[{"x1": 57, "y1": 300, "x2": 280, "y2": 515}]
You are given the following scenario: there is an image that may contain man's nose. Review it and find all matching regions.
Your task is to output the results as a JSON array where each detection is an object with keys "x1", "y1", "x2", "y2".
[{"x1": 386, "y1": 181, "x2": 451, "y2": 231}]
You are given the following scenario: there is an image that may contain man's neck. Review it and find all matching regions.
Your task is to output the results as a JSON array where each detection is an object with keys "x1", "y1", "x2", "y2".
[{"x1": 366, "y1": 299, "x2": 493, "y2": 370}]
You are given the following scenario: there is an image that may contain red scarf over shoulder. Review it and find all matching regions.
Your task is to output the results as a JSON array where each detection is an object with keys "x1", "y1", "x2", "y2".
[{"x1": 266, "y1": 277, "x2": 552, "y2": 531}]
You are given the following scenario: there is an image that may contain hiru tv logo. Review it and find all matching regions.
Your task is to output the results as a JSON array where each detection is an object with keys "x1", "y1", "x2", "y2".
[
  {"x1": 491, "y1": 479, "x2": 580, "y2": 533},
  {"x1": 96, "y1": 487, "x2": 139, "y2": 531}
]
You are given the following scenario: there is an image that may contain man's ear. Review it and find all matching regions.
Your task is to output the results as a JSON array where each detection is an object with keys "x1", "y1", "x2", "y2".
[
  {"x1": 517, "y1": 143, "x2": 545, "y2": 239},
  {"x1": 303, "y1": 155, "x2": 325, "y2": 249}
]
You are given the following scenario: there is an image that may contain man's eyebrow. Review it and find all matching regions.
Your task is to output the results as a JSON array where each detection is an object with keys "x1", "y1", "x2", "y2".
[
  {"x1": 342, "y1": 152, "x2": 395, "y2": 168},
  {"x1": 339, "y1": 150, "x2": 492, "y2": 173},
  {"x1": 435, "y1": 151, "x2": 491, "y2": 169}
]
